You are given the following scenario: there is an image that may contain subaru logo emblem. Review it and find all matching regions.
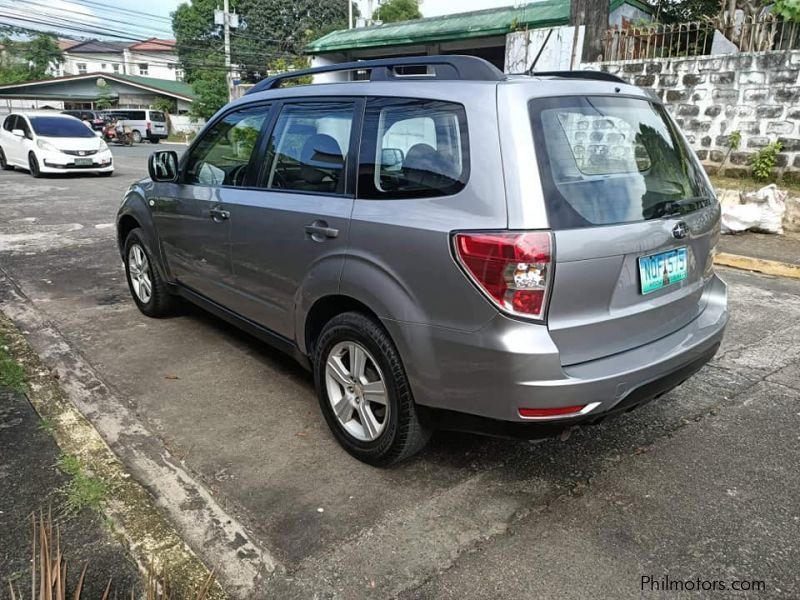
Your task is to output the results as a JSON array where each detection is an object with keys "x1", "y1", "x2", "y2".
[{"x1": 672, "y1": 222, "x2": 688, "y2": 239}]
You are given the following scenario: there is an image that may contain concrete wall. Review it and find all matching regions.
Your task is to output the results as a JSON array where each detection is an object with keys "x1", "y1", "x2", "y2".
[
  {"x1": 505, "y1": 26, "x2": 585, "y2": 72},
  {"x1": 582, "y1": 50, "x2": 800, "y2": 176}
]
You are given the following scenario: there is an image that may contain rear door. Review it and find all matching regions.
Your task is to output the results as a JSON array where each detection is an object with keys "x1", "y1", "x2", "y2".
[
  {"x1": 528, "y1": 94, "x2": 719, "y2": 366},
  {"x1": 227, "y1": 99, "x2": 361, "y2": 339}
]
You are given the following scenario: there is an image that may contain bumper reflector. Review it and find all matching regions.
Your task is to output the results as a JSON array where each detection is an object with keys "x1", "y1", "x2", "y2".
[{"x1": 519, "y1": 404, "x2": 587, "y2": 418}]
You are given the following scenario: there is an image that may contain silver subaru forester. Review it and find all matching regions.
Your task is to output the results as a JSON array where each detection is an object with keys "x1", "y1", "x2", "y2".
[{"x1": 117, "y1": 56, "x2": 728, "y2": 466}]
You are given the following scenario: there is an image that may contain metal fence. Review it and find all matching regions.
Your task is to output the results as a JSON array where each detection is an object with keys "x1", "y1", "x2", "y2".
[{"x1": 602, "y1": 14, "x2": 800, "y2": 62}]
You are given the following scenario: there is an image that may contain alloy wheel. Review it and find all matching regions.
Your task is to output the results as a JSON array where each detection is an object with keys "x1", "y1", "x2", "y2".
[
  {"x1": 128, "y1": 244, "x2": 153, "y2": 304},
  {"x1": 325, "y1": 341, "x2": 389, "y2": 442}
]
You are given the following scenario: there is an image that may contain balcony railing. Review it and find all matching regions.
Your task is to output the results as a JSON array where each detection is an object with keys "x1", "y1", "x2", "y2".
[{"x1": 601, "y1": 14, "x2": 800, "y2": 62}]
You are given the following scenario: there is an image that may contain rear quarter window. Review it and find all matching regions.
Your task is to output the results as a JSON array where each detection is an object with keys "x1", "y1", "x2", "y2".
[
  {"x1": 357, "y1": 98, "x2": 469, "y2": 200},
  {"x1": 529, "y1": 95, "x2": 713, "y2": 229}
]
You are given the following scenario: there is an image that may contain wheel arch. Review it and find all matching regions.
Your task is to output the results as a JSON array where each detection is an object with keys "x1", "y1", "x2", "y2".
[{"x1": 302, "y1": 294, "x2": 381, "y2": 357}]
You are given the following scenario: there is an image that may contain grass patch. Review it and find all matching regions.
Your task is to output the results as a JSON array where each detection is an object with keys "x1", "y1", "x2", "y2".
[
  {"x1": 709, "y1": 174, "x2": 800, "y2": 196},
  {"x1": 56, "y1": 453, "x2": 107, "y2": 516},
  {"x1": 0, "y1": 333, "x2": 26, "y2": 392}
]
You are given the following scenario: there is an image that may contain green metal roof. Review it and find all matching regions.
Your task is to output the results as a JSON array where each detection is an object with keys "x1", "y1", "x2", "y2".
[
  {"x1": 305, "y1": 0, "x2": 570, "y2": 55},
  {"x1": 110, "y1": 73, "x2": 196, "y2": 100},
  {"x1": 306, "y1": 0, "x2": 653, "y2": 55}
]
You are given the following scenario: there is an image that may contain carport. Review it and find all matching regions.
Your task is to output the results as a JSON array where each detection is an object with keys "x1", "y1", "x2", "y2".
[{"x1": 0, "y1": 72, "x2": 195, "y2": 113}]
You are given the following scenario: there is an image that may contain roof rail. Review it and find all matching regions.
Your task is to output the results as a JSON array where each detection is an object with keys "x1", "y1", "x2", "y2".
[
  {"x1": 246, "y1": 55, "x2": 505, "y2": 95},
  {"x1": 530, "y1": 70, "x2": 628, "y2": 84}
]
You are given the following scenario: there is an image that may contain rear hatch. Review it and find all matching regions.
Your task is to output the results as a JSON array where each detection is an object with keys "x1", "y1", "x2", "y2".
[
  {"x1": 528, "y1": 94, "x2": 719, "y2": 366},
  {"x1": 149, "y1": 111, "x2": 168, "y2": 134}
]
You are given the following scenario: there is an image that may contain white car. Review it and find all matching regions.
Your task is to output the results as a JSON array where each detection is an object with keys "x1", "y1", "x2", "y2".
[{"x1": 0, "y1": 112, "x2": 113, "y2": 177}]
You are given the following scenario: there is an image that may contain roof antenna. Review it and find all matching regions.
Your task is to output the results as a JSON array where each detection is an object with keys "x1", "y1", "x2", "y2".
[{"x1": 526, "y1": 28, "x2": 553, "y2": 75}]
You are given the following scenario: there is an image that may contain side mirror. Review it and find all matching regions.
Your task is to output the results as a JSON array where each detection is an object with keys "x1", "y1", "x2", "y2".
[
  {"x1": 11, "y1": 129, "x2": 25, "y2": 138},
  {"x1": 381, "y1": 147, "x2": 404, "y2": 169},
  {"x1": 148, "y1": 150, "x2": 179, "y2": 182}
]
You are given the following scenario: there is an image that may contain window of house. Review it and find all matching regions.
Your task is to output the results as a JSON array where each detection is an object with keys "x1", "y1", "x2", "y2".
[
  {"x1": 183, "y1": 105, "x2": 271, "y2": 187},
  {"x1": 76, "y1": 63, "x2": 87, "y2": 74},
  {"x1": 138, "y1": 63, "x2": 148, "y2": 76},
  {"x1": 112, "y1": 64, "x2": 119, "y2": 73},
  {"x1": 357, "y1": 98, "x2": 469, "y2": 199},
  {"x1": 262, "y1": 101, "x2": 355, "y2": 195},
  {"x1": 101, "y1": 63, "x2": 107, "y2": 69}
]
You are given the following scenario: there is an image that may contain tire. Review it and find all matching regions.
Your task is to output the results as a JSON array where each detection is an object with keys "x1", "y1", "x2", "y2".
[
  {"x1": 131, "y1": 130, "x2": 143, "y2": 144},
  {"x1": 0, "y1": 147, "x2": 13, "y2": 170},
  {"x1": 123, "y1": 228, "x2": 173, "y2": 318},
  {"x1": 150, "y1": 137, "x2": 160, "y2": 144},
  {"x1": 314, "y1": 312, "x2": 431, "y2": 466},
  {"x1": 28, "y1": 152, "x2": 42, "y2": 178}
]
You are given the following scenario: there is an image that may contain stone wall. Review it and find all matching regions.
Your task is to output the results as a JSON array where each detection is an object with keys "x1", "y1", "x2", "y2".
[{"x1": 582, "y1": 50, "x2": 800, "y2": 177}]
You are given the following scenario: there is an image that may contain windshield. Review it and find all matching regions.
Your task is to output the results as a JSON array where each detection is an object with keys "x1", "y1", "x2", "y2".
[
  {"x1": 29, "y1": 116, "x2": 97, "y2": 138},
  {"x1": 529, "y1": 96, "x2": 713, "y2": 229}
]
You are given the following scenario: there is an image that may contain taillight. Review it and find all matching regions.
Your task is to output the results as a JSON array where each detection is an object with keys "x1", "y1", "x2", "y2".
[{"x1": 454, "y1": 231, "x2": 552, "y2": 320}]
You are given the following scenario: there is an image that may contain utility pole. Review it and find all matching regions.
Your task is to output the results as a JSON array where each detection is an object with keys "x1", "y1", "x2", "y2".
[
  {"x1": 223, "y1": 0, "x2": 232, "y2": 101},
  {"x1": 349, "y1": 0, "x2": 353, "y2": 29},
  {"x1": 216, "y1": 1, "x2": 238, "y2": 101}
]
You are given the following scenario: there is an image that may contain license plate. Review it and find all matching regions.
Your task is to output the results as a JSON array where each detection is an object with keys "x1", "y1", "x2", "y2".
[
  {"x1": 638, "y1": 247, "x2": 688, "y2": 295},
  {"x1": 74, "y1": 158, "x2": 93, "y2": 166}
]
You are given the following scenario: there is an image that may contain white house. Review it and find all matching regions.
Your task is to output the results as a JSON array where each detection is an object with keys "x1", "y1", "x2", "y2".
[{"x1": 53, "y1": 38, "x2": 182, "y2": 81}]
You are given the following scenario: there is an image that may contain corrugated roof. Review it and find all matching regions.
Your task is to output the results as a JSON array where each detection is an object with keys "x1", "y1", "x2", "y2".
[
  {"x1": 305, "y1": 0, "x2": 652, "y2": 55},
  {"x1": 128, "y1": 38, "x2": 176, "y2": 51},
  {"x1": 67, "y1": 40, "x2": 128, "y2": 53},
  {"x1": 305, "y1": 0, "x2": 570, "y2": 54},
  {"x1": 0, "y1": 72, "x2": 195, "y2": 101},
  {"x1": 108, "y1": 73, "x2": 195, "y2": 99}
]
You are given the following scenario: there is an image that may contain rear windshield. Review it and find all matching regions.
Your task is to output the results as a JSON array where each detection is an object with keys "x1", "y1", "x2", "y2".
[
  {"x1": 29, "y1": 116, "x2": 96, "y2": 138},
  {"x1": 149, "y1": 111, "x2": 166, "y2": 122},
  {"x1": 529, "y1": 96, "x2": 713, "y2": 229}
]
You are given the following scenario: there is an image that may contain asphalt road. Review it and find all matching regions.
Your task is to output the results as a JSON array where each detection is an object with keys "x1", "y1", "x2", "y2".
[{"x1": 1, "y1": 144, "x2": 799, "y2": 598}]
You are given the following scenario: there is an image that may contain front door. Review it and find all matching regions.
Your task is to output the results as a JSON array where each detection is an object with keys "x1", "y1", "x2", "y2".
[
  {"x1": 227, "y1": 99, "x2": 361, "y2": 339},
  {"x1": 153, "y1": 104, "x2": 272, "y2": 305}
]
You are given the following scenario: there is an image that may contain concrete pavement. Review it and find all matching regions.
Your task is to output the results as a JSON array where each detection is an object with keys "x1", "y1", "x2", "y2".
[{"x1": 1, "y1": 144, "x2": 799, "y2": 598}]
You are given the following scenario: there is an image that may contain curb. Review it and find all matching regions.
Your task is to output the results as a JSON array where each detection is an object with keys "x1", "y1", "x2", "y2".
[
  {"x1": 0, "y1": 312, "x2": 228, "y2": 598},
  {"x1": 714, "y1": 252, "x2": 800, "y2": 279}
]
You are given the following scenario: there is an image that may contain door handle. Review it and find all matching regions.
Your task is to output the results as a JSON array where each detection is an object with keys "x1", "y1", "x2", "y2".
[
  {"x1": 305, "y1": 221, "x2": 339, "y2": 240},
  {"x1": 209, "y1": 208, "x2": 230, "y2": 222}
]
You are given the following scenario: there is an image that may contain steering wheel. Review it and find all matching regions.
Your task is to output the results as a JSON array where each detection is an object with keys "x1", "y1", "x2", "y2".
[{"x1": 229, "y1": 164, "x2": 247, "y2": 187}]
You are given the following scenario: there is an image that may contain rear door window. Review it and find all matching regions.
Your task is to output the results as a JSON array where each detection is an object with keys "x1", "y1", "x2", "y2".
[
  {"x1": 358, "y1": 98, "x2": 469, "y2": 199},
  {"x1": 529, "y1": 96, "x2": 713, "y2": 228},
  {"x1": 261, "y1": 101, "x2": 355, "y2": 195},
  {"x1": 149, "y1": 111, "x2": 166, "y2": 122}
]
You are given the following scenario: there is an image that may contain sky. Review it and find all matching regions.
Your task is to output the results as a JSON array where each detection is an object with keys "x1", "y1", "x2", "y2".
[{"x1": 1, "y1": 0, "x2": 530, "y2": 41}]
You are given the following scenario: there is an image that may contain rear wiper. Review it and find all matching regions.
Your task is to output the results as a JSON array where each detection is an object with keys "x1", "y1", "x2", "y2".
[{"x1": 648, "y1": 196, "x2": 712, "y2": 218}]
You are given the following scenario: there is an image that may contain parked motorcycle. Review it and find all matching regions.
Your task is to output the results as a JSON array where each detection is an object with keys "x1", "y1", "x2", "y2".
[{"x1": 103, "y1": 120, "x2": 132, "y2": 146}]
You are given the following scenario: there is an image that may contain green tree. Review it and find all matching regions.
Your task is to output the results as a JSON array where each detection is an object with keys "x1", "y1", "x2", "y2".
[
  {"x1": 23, "y1": 34, "x2": 62, "y2": 78},
  {"x1": 189, "y1": 69, "x2": 228, "y2": 120},
  {"x1": 94, "y1": 79, "x2": 113, "y2": 109},
  {"x1": 0, "y1": 33, "x2": 63, "y2": 84},
  {"x1": 373, "y1": 0, "x2": 421, "y2": 23},
  {"x1": 173, "y1": 0, "x2": 354, "y2": 85}
]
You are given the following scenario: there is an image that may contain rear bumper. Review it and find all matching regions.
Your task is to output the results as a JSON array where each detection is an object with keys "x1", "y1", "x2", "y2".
[
  {"x1": 148, "y1": 131, "x2": 168, "y2": 140},
  {"x1": 383, "y1": 274, "x2": 728, "y2": 430}
]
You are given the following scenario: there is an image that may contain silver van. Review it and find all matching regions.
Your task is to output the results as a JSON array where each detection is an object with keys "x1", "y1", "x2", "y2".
[
  {"x1": 105, "y1": 108, "x2": 168, "y2": 143},
  {"x1": 117, "y1": 56, "x2": 728, "y2": 466}
]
